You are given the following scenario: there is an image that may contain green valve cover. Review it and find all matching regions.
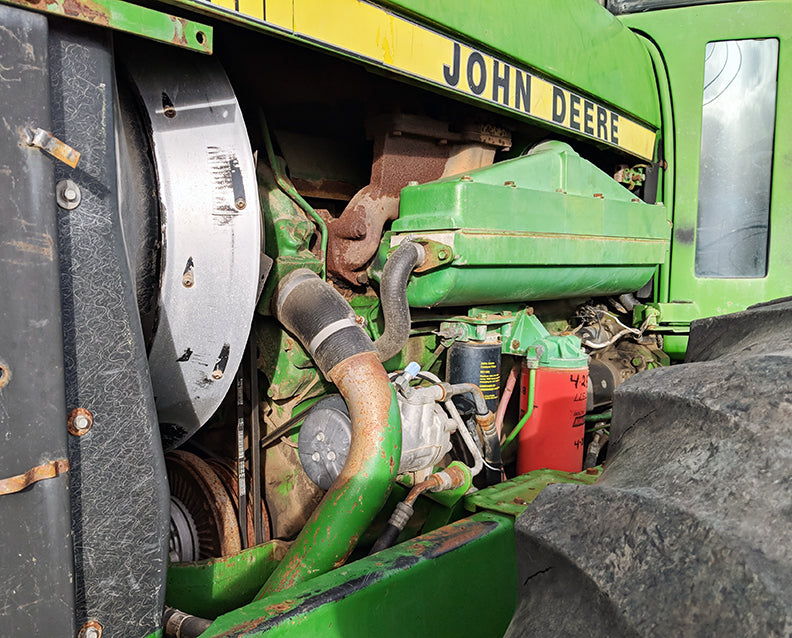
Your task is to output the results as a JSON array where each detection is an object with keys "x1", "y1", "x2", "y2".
[{"x1": 379, "y1": 141, "x2": 670, "y2": 308}]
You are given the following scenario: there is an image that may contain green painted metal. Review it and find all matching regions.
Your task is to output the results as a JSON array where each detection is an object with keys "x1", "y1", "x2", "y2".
[
  {"x1": 464, "y1": 467, "x2": 602, "y2": 518},
  {"x1": 0, "y1": 0, "x2": 212, "y2": 53},
  {"x1": 380, "y1": 141, "x2": 670, "y2": 308},
  {"x1": 255, "y1": 384, "x2": 401, "y2": 600},
  {"x1": 166, "y1": 541, "x2": 288, "y2": 619},
  {"x1": 621, "y1": 2, "x2": 792, "y2": 326},
  {"x1": 201, "y1": 512, "x2": 517, "y2": 638},
  {"x1": 376, "y1": 0, "x2": 661, "y2": 127}
]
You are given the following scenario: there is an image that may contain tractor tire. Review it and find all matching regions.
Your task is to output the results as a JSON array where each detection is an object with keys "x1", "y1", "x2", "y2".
[{"x1": 504, "y1": 299, "x2": 792, "y2": 637}]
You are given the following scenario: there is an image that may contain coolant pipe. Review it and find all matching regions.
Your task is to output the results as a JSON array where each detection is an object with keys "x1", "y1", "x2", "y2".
[
  {"x1": 374, "y1": 240, "x2": 425, "y2": 362},
  {"x1": 260, "y1": 112, "x2": 328, "y2": 279},
  {"x1": 501, "y1": 367, "x2": 536, "y2": 449},
  {"x1": 257, "y1": 269, "x2": 401, "y2": 599}
]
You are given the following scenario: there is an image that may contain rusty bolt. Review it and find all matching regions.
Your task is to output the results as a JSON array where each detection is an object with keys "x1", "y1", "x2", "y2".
[
  {"x1": 182, "y1": 273, "x2": 194, "y2": 288},
  {"x1": 512, "y1": 497, "x2": 528, "y2": 506},
  {"x1": 586, "y1": 467, "x2": 599, "y2": 475},
  {"x1": 355, "y1": 315, "x2": 366, "y2": 325},
  {"x1": 78, "y1": 621, "x2": 102, "y2": 638},
  {"x1": 511, "y1": 339, "x2": 520, "y2": 350},
  {"x1": 460, "y1": 175, "x2": 473, "y2": 182},
  {"x1": 504, "y1": 180, "x2": 516, "y2": 187},
  {"x1": 211, "y1": 369, "x2": 223, "y2": 380},
  {"x1": 408, "y1": 180, "x2": 419, "y2": 186},
  {"x1": 68, "y1": 407, "x2": 93, "y2": 436},
  {"x1": 594, "y1": 193, "x2": 604, "y2": 199},
  {"x1": 235, "y1": 197, "x2": 246, "y2": 210}
]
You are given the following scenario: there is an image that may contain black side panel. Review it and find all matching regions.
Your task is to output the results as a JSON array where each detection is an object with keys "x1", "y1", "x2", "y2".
[
  {"x1": 506, "y1": 300, "x2": 792, "y2": 637},
  {"x1": 50, "y1": 23, "x2": 170, "y2": 636},
  {"x1": 0, "y1": 7, "x2": 75, "y2": 636}
]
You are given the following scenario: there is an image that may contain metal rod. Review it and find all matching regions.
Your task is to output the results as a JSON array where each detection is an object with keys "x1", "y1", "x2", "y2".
[
  {"x1": 249, "y1": 339, "x2": 263, "y2": 545},
  {"x1": 501, "y1": 367, "x2": 536, "y2": 449},
  {"x1": 235, "y1": 371, "x2": 248, "y2": 549}
]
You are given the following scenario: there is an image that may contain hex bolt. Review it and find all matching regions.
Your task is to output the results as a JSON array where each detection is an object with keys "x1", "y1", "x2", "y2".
[
  {"x1": 235, "y1": 197, "x2": 246, "y2": 210},
  {"x1": 55, "y1": 179, "x2": 81, "y2": 210},
  {"x1": 211, "y1": 369, "x2": 223, "y2": 380},
  {"x1": 312, "y1": 452, "x2": 321, "y2": 462},
  {"x1": 67, "y1": 407, "x2": 93, "y2": 436},
  {"x1": 316, "y1": 432, "x2": 326, "y2": 442},
  {"x1": 326, "y1": 451, "x2": 337, "y2": 462},
  {"x1": 78, "y1": 620, "x2": 103, "y2": 638},
  {"x1": 437, "y1": 249, "x2": 449, "y2": 260}
]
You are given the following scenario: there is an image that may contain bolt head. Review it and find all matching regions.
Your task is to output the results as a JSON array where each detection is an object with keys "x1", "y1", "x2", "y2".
[
  {"x1": 84, "y1": 628, "x2": 100, "y2": 638},
  {"x1": 316, "y1": 432, "x2": 325, "y2": 442},
  {"x1": 211, "y1": 369, "x2": 223, "y2": 380},
  {"x1": 326, "y1": 451, "x2": 336, "y2": 462},
  {"x1": 73, "y1": 415, "x2": 90, "y2": 430},
  {"x1": 64, "y1": 188, "x2": 77, "y2": 201},
  {"x1": 235, "y1": 197, "x2": 246, "y2": 210},
  {"x1": 311, "y1": 452, "x2": 321, "y2": 462}
]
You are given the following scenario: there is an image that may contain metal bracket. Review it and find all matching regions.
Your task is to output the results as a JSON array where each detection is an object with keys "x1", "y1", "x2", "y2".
[{"x1": 0, "y1": 459, "x2": 70, "y2": 496}]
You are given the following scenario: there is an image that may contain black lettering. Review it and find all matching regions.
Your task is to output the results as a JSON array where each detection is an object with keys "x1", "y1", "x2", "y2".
[
  {"x1": 552, "y1": 87, "x2": 566, "y2": 124},
  {"x1": 583, "y1": 100, "x2": 594, "y2": 135},
  {"x1": 492, "y1": 60, "x2": 510, "y2": 106},
  {"x1": 597, "y1": 105, "x2": 608, "y2": 141},
  {"x1": 569, "y1": 94, "x2": 581, "y2": 131},
  {"x1": 515, "y1": 70, "x2": 531, "y2": 113},
  {"x1": 443, "y1": 42, "x2": 461, "y2": 87},
  {"x1": 467, "y1": 51, "x2": 487, "y2": 95},
  {"x1": 610, "y1": 112, "x2": 619, "y2": 145}
]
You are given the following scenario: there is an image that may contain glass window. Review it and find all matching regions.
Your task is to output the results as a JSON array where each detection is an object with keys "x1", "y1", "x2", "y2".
[{"x1": 695, "y1": 39, "x2": 778, "y2": 278}]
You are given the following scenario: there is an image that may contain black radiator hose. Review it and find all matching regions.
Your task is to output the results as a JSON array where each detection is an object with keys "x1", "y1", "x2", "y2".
[
  {"x1": 273, "y1": 269, "x2": 376, "y2": 376},
  {"x1": 162, "y1": 607, "x2": 212, "y2": 638},
  {"x1": 374, "y1": 241, "x2": 425, "y2": 363}
]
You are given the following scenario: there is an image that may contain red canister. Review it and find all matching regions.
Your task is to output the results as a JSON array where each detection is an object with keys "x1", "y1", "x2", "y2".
[{"x1": 516, "y1": 362, "x2": 588, "y2": 474}]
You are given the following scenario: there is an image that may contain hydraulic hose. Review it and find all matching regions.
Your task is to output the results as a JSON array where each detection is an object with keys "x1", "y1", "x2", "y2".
[
  {"x1": 374, "y1": 241, "x2": 425, "y2": 362},
  {"x1": 449, "y1": 383, "x2": 502, "y2": 485},
  {"x1": 257, "y1": 269, "x2": 401, "y2": 598}
]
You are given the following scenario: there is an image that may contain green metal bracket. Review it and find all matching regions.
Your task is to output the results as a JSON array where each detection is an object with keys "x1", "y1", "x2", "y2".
[
  {"x1": 0, "y1": 0, "x2": 213, "y2": 54},
  {"x1": 464, "y1": 467, "x2": 602, "y2": 518},
  {"x1": 166, "y1": 540, "x2": 290, "y2": 619}
]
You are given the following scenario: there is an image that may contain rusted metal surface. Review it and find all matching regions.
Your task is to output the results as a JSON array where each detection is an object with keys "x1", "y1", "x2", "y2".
[
  {"x1": 326, "y1": 114, "x2": 509, "y2": 285},
  {"x1": 6, "y1": 0, "x2": 213, "y2": 53},
  {"x1": 167, "y1": 451, "x2": 242, "y2": 558},
  {"x1": 0, "y1": 359, "x2": 11, "y2": 390},
  {"x1": 206, "y1": 458, "x2": 271, "y2": 548},
  {"x1": 67, "y1": 406, "x2": 93, "y2": 436},
  {"x1": 22, "y1": 126, "x2": 80, "y2": 168},
  {"x1": 256, "y1": 351, "x2": 401, "y2": 598},
  {"x1": 0, "y1": 458, "x2": 69, "y2": 496}
]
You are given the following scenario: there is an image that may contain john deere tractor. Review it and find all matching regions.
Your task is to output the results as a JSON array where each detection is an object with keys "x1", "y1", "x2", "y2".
[{"x1": 1, "y1": 0, "x2": 790, "y2": 636}]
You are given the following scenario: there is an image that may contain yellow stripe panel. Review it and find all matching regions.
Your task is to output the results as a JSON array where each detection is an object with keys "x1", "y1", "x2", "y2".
[
  {"x1": 198, "y1": 0, "x2": 656, "y2": 160},
  {"x1": 238, "y1": 0, "x2": 264, "y2": 21}
]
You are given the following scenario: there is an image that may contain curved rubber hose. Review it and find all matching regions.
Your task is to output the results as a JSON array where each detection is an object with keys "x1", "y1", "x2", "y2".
[
  {"x1": 374, "y1": 241, "x2": 424, "y2": 362},
  {"x1": 257, "y1": 353, "x2": 400, "y2": 597}
]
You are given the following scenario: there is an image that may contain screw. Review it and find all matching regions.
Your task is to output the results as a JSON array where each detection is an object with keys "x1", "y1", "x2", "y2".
[
  {"x1": 211, "y1": 369, "x2": 223, "y2": 380},
  {"x1": 235, "y1": 197, "x2": 246, "y2": 210},
  {"x1": 67, "y1": 407, "x2": 93, "y2": 436},
  {"x1": 316, "y1": 432, "x2": 325, "y2": 442},
  {"x1": 55, "y1": 179, "x2": 81, "y2": 210},
  {"x1": 326, "y1": 451, "x2": 336, "y2": 462},
  {"x1": 460, "y1": 175, "x2": 473, "y2": 182},
  {"x1": 312, "y1": 452, "x2": 321, "y2": 462},
  {"x1": 511, "y1": 339, "x2": 520, "y2": 350},
  {"x1": 182, "y1": 273, "x2": 194, "y2": 288},
  {"x1": 512, "y1": 497, "x2": 527, "y2": 506},
  {"x1": 78, "y1": 621, "x2": 102, "y2": 638},
  {"x1": 437, "y1": 249, "x2": 449, "y2": 260}
]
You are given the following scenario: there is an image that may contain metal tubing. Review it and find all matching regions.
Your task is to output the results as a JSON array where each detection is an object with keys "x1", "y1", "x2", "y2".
[
  {"x1": 501, "y1": 368, "x2": 536, "y2": 449},
  {"x1": 255, "y1": 351, "x2": 401, "y2": 598},
  {"x1": 260, "y1": 112, "x2": 328, "y2": 279}
]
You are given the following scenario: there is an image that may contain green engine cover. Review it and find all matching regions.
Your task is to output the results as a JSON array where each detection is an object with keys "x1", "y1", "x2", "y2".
[{"x1": 379, "y1": 141, "x2": 670, "y2": 308}]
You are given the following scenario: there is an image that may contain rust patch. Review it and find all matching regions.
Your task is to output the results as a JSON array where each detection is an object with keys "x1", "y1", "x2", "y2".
[
  {"x1": 0, "y1": 360, "x2": 10, "y2": 390},
  {"x1": 0, "y1": 458, "x2": 69, "y2": 496},
  {"x1": 61, "y1": 0, "x2": 111, "y2": 25},
  {"x1": 406, "y1": 519, "x2": 496, "y2": 560},
  {"x1": 6, "y1": 235, "x2": 53, "y2": 261}
]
